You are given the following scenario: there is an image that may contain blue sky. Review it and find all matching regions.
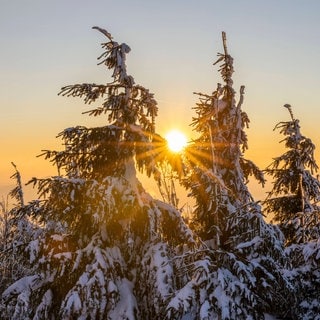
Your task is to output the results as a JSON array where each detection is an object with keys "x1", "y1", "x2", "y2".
[{"x1": 1, "y1": 0, "x2": 320, "y2": 201}]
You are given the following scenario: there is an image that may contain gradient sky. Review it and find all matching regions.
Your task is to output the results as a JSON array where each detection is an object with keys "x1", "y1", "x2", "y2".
[{"x1": 1, "y1": 0, "x2": 320, "y2": 203}]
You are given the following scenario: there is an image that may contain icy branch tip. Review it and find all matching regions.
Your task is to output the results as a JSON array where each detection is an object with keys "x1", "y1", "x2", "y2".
[
  {"x1": 283, "y1": 104, "x2": 295, "y2": 121},
  {"x1": 222, "y1": 31, "x2": 228, "y2": 55},
  {"x1": 92, "y1": 26, "x2": 113, "y2": 40}
]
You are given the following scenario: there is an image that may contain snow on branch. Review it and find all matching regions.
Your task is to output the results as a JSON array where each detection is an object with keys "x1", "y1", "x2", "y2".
[
  {"x1": 92, "y1": 26, "x2": 113, "y2": 40},
  {"x1": 93, "y1": 26, "x2": 133, "y2": 87},
  {"x1": 59, "y1": 84, "x2": 107, "y2": 104},
  {"x1": 9, "y1": 162, "x2": 24, "y2": 207},
  {"x1": 284, "y1": 104, "x2": 295, "y2": 121},
  {"x1": 214, "y1": 31, "x2": 234, "y2": 89}
]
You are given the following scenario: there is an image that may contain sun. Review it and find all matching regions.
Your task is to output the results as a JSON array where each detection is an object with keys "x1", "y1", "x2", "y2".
[{"x1": 165, "y1": 130, "x2": 188, "y2": 153}]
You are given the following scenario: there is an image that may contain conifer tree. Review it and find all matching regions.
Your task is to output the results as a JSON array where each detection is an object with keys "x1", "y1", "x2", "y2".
[
  {"x1": 184, "y1": 32, "x2": 265, "y2": 249},
  {"x1": 0, "y1": 164, "x2": 31, "y2": 296},
  {"x1": 0, "y1": 196, "x2": 11, "y2": 294},
  {"x1": 264, "y1": 105, "x2": 320, "y2": 318},
  {"x1": 1, "y1": 27, "x2": 197, "y2": 320},
  {"x1": 177, "y1": 32, "x2": 293, "y2": 319},
  {"x1": 264, "y1": 104, "x2": 320, "y2": 244},
  {"x1": 285, "y1": 238, "x2": 320, "y2": 319}
]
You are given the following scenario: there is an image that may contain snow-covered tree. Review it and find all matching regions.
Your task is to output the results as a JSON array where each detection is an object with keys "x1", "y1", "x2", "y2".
[
  {"x1": 0, "y1": 164, "x2": 31, "y2": 296},
  {"x1": 176, "y1": 32, "x2": 294, "y2": 319},
  {"x1": 264, "y1": 104, "x2": 320, "y2": 245},
  {"x1": 1, "y1": 27, "x2": 197, "y2": 319},
  {"x1": 285, "y1": 240, "x2": 320, "y2": 320},
  {"x1": 0, "y1": 196, "x2": 11, "y2": 294},
  {"x1": 265, "y1": 105, "x2": 320, "y2": 319},
  {"x1": 184, "y1": 32, "x2": 265, "y2": 249}
]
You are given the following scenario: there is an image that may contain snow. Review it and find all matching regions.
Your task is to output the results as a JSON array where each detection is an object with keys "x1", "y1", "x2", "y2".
[
  {"x1": 2, "y1": 275, "x2": 42, "y2": 299},
  {"x1": 108, "y1": 279, "x2": 137, "y2": 320},
  {"x1": 213, "y1": 285, "x2": 230, "y2": 319},
  {"x1": 200, "y1": 300, "x2": 210, "y2": 319},
  {"x1": 28, "y1": 239, "x2": 40, "y2": 263},
  {"x1": 3, "y1": 26, "x2": 320, "y2": 320},
  {"x1": 192, "y1": 259, "x2": 210, "y2": 286},
  {"x1": 78, "y1": 272, "x2": 89, "y2": 287},
  {"x1": 302, "y1": 239, "x2": 320, "y2": 261},
  {"x1": 167, "y1": 282, "x2": 195, "y2": 313},
  {"x1": 124, "y1": 158, "x2": 142, "y2": 204},
  {"x1": 236, "y1": 236, "x2": 261, "y2": 250},
  {"x1": 33, "y1": 289, "x2": 53, "y2": 320},
  {"x1": 70, "y1": 189, "x2": 75, "y2": 201},
  {"x1": 152, "y1": 243, "x2": 174, "y2": 296},
  {"x1": 264, "y1": 314, "x2": 278, "y2": 320},
  {"x1": 93, "y1": 246, "x2": 108, "y2": 269},
  {"x1": 64, "y1": 291, "x2": 82, "y2": 315}
]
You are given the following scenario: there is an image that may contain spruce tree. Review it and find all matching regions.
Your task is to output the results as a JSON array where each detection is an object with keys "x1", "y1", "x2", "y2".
[
  {"x1": 264, "y1": 104, "x2": 320, "y2": 319},
  {"x1": 1, "y1": 27, "x2": 197, "y2": 319},
  {"x1": 184, "y1": 32, "x2": 265, "y2": 249},
  {"x1": 176, "y1": 32, "x2": 294, "y2": 319},
  {"x1": 285, "y1": 239, "x2": 320, "y2": 320},
  {"x1": 264, "y1": 104, "x2": 320, "y2": 244},
  {"x1": 0, "y1": 164, "x2": 32, "y2": 296},
  {"x1": 0, "y1": 196, "x2": 12, "y2": 295}
]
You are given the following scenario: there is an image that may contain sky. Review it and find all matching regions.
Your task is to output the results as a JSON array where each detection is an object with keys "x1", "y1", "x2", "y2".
[{"x1": 1, "y1": 0, "x2": 320, "y2": 205}]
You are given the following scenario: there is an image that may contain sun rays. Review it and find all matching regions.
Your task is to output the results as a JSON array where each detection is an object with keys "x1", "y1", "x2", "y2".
[{"x1": 165, "y1": 130, "x2": 188, "y2": 153}]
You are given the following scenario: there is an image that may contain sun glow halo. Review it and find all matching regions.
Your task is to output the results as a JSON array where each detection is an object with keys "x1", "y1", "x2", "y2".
[{"x1": 165, "y1": 130, "x2": 188, "y2": 153}]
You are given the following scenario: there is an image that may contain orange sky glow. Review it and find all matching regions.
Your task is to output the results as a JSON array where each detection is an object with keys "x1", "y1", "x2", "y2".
[{"x1": 1, "y1": 1, "x2": 320, "y2": 212}]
